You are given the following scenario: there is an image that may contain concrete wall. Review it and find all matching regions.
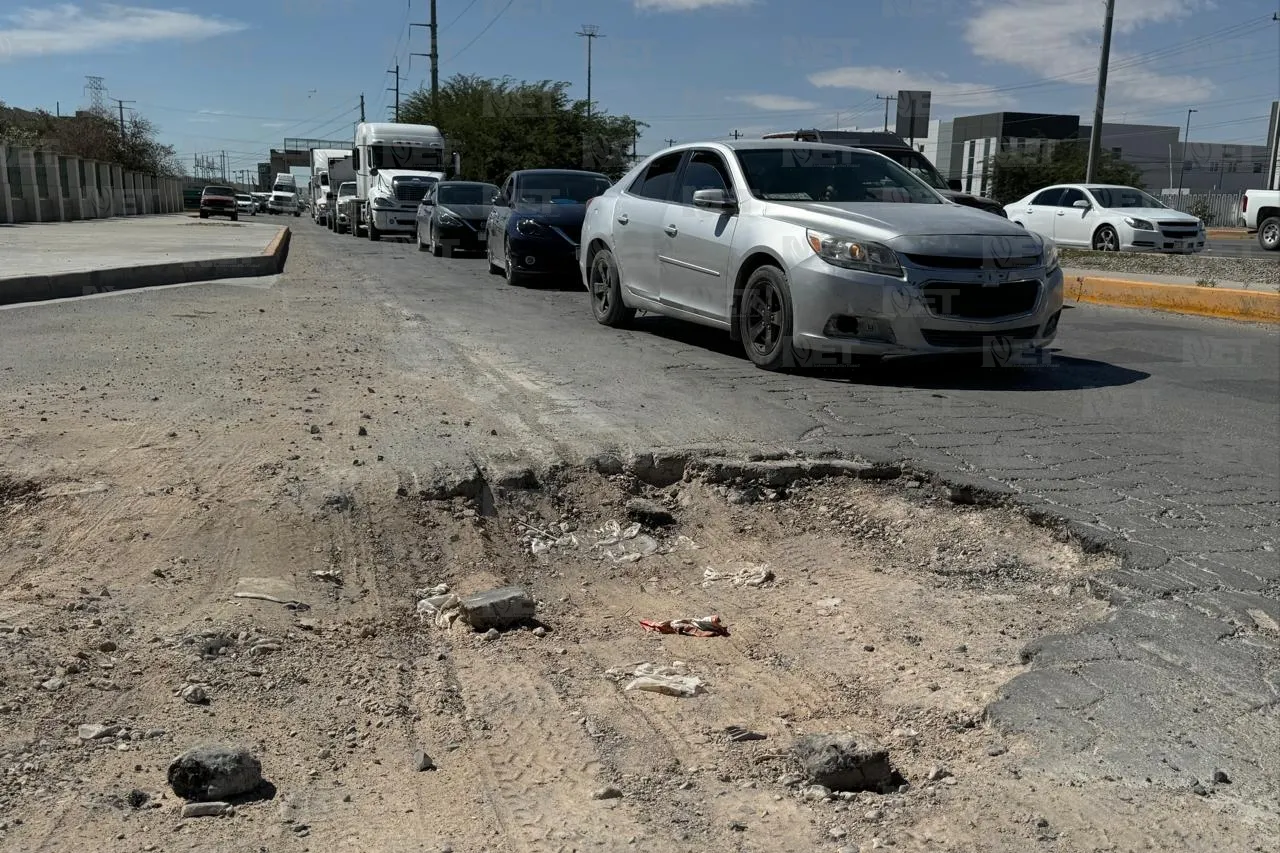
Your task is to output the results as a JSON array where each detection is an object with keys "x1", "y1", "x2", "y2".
[{"x1": 0, "y1": 143, "x2": 183, "y2": 225}]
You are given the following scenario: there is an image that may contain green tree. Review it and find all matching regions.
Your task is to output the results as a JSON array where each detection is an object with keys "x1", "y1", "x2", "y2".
[
  {"x1": 0, "y1": 101, "x2": 183, "y2": 176},
  {"x1": 400, "y1": 75, "x2": 646, "y2": 183},
  {"x1": 988, "y1": 141, "x2": 1143, "y2": 204}
]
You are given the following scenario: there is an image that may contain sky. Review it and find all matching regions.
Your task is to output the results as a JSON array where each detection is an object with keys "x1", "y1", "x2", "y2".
[{"x1": 1, "y1": 0, "x2": 1278, "y2": 180}]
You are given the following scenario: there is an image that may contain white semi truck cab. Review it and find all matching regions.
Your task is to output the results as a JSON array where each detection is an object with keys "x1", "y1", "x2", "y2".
[
  {"x1": 348, "y1": 122, "x2": 457, "y2": 241},
  {"x1": 269, "y1": 173, "x2": 300, "y2": 217}
]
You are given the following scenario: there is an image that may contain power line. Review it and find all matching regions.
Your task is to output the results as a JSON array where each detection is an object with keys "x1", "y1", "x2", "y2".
[
  {"x1": 446, "y1": 0, "x2": 516, "y2": 62},
  {"x1": 442, "y1": 0, "x2": 479, "y2": 32}
]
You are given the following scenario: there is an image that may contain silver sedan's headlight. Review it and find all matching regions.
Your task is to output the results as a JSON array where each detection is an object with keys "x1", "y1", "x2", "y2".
[
  {"x1": 1124, "y1": 216, "x2": 1155, "y2": 231},
  {"x1": 438, "y1": 210, "x2": 464, "y2": 226},
  {"x1": 805, "y1": 229, "x2": 902, "y2": 277}
]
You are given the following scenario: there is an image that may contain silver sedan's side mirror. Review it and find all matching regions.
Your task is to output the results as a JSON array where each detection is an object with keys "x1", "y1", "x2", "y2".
[
  {"x1": 1073, "y1": 199, "x2": 1090, "y2": 209},
  {"x1": 692, "y1": 188, "x2": 737, "y2": 210}
]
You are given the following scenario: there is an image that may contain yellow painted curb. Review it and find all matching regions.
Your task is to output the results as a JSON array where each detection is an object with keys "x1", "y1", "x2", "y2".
[
  {"x1": 262, "y1": 226, "x2": 292, "y2": 273},
  {"x1": 1206, "y1": 229, "x2": 1249, "y2": 240},
  {"x1": 1068, "y1": 275, "x2": 1279, "y2": 323}
]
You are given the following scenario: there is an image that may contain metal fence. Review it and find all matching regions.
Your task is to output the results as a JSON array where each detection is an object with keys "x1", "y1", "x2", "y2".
[{"x1": 1158, "y1": 191, "x2": 1244, "y2": 228}]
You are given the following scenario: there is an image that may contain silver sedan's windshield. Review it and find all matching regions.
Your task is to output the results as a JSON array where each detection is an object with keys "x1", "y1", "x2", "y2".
[{"x1": 735, "y1": 148, "x2": 943, "y2": 204}]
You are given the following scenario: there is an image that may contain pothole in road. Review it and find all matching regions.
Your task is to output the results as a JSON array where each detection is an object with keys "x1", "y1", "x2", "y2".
[{"x1": 0, "y1": 453, "x2": 1159, "y2": 852}]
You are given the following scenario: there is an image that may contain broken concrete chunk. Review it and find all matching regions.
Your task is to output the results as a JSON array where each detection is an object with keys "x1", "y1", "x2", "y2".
[
  {"x1": 181, "y1": 801, "x2": 230, "y2": 818},
  {"x1": 792, "y1": 733, "x2": 896, "y2": 793},
  {"x1": 168, "y1": 745, "x2": 263, "y2": 802},
  {"x1": 458, "y1": 586, "x2": 535, "y2": 631}
]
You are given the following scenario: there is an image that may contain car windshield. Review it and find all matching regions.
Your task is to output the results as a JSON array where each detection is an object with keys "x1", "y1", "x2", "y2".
[
  {"x1": 204, "y1": 187, "x2": 233, "y2": 196},
  {"x1": 1090, "y1": 187, "x2": 1167, "y2": 209},
  {"x1": 438, "y1": 184, "x2": 500, "y2": 205},
  {"x1": 237, "y1": 195, "x2": 251, "y2": 201},
  {"x1": 735, "y1": 147, "x2": 943, "y2": 204},
  {"x1": 517, "y1": 173, "x2": 611, "y2": 204},
  {"x1": 879, "y1": 151, "x2": 949, "y2": 190},
  {"x1": 337, "y1": 183, "x2": 356, "y2": 197}
]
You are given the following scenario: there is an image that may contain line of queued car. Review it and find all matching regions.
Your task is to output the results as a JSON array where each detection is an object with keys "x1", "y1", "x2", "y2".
[{"x1": 318, "y1": 141, "x2": 1076, "y2": 372}]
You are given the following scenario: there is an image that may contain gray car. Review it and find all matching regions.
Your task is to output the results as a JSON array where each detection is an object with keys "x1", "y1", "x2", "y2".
[
  {"x1": 579, "y1": 140, "x2": 1063, "y2": 371},
  {"x1": 415, "y1": 181, "x2": 501, "y2": 257}
]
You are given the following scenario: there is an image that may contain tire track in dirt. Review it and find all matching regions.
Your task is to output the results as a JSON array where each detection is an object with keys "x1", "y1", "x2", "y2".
[{"x1": 454, "y1": 658, "x2": 649, "y2": 852}]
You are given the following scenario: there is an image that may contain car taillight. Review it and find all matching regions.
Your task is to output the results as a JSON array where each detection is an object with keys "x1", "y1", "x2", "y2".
[{"x1": 1242, "y1": 196, "x2": 1248, "y2": 211}]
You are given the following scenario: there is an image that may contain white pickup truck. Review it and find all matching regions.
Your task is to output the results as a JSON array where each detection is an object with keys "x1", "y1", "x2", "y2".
[{"x1": 1241, "y1": 189, "x2": 1279, "y2": 251}]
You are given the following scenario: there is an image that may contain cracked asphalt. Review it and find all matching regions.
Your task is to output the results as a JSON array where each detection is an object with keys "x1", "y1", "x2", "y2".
[{"x1": 4, "y1": 222, "x2": 1277, "y2": 795}]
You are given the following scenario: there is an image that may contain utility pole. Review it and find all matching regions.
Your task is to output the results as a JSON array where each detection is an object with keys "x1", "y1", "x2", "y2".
[
  {"x1": 110, "y1": 97, "x2": 135, "y2": 137},
  {"x1": 875, "y1": 94, "x2": 897, "y2": 132},
  {"x1": 665, "y1": 138, "x2": 677, "y2": 147},
  {"x1": 730, "y1": 130, "x2": 743, "y2": 140},
  {"x1": 632, "y1": 121, "x2": 638, "y2": 161},
  {"x1": 410, "y1": 2, "x2": 439, "y2": 123},
  {"x1": 360, "y1": 93, "x2": 366, "y2": 121},
  {"x1": 1175, "y1": 108, "x2": 1198, "y2": 200},
  {"x1": 576, "y1": 25, "x2": 603, "y2": 119},
  {"x1": 387, "y1": 64, "x2": 404, "y2": 122},
  {"x1": 1084, "y1": 0, "x2": 1115, "y2": 183}
]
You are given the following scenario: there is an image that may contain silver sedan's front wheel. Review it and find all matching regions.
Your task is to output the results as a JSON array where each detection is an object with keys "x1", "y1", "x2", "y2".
[{"x1": 588, "y1": 248, "x2": 634, "y2": 327}]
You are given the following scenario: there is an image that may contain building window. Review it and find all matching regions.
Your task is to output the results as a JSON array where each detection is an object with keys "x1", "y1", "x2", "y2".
[{"x1": 1208, "y1": 161, "x2": 1219, "y2": 172}]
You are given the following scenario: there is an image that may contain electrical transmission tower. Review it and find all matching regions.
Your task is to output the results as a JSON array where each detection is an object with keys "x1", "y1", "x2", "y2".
[{"x1": 84, "y1": 76, "x2": 108, "y2": 117}]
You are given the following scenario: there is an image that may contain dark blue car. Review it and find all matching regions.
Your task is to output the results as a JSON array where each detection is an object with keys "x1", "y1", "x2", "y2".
[{"x1": 486, "y1": 168, "x2": 613, "y2": 287}]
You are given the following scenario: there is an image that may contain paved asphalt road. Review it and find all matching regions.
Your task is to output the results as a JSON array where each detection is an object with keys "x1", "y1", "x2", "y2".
[
  {"x1": 1204, "y1": 236, "x2": 1274, "y2": 258},
  {"x1": 6, "y1": 222, "x2": 1279, "y2": 796}
]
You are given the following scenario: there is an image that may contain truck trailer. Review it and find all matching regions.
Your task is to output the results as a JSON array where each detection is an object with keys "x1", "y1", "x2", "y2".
[{"x1": 309, "y1": 147, "x2": 348, "y2": 225}]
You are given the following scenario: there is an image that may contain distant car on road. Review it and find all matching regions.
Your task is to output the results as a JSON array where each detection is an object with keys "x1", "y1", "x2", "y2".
[
  {"x1": 235, "y1": 193, "x2": 257, "y2": 216},
  {"x1": 1005, "y1": 184, "x2": 1204, "y2": 253},
  {"x1": 486, "y1": 169, "x2": 613, "y2": 286},
  {"x1": 580, "y1": 141, "x2": 1062, "y2": 371},
  {"x1": 251, "y1": 192, "x2": 270, "y2": 212},
  {"x1": 416, "y1": 180, "x2": 501, "y2": 257},
  {"x1": 1241, "y1": 188, "x2": 1279, "y2": 251},
  {"x1": 199, "y1": 185, "x2": 238, "y2": 221}
]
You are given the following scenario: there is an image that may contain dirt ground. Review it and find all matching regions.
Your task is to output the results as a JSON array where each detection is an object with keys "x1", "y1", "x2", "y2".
[{"x1": 3, "y1": 444, "x2": 1276, "y2": 852}]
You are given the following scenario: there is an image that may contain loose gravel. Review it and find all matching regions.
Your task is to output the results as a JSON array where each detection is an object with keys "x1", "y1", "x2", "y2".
[{"x1": 1060, "y1": 248, "x2": 1279, "y2": 290}]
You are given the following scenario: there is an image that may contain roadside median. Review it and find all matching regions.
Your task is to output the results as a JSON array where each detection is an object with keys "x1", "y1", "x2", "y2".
[
  {"x1": 0, "y1": 217, "x2": 291, "y2": 307},
  {"x1": 1067, "y1": 271, "x2": 1280, "y2": 323}
]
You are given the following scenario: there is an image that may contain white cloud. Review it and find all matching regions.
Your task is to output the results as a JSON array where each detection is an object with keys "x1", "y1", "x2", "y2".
[
  {"x1": 727, "y1": 93, "x2": 822, "y2": 111},
  {"x1": 964, "y1": 0, "x2": 1214, "y2": 105},
  {"x1": 808, "y1": 66, "x2": 1017, "y2": 108},
  {"x1": 633, "y1": 0, "x2": 752, "y2": 11},
  {"x1": 0, "y1": 4, "x2": 246, "y2": 61}
]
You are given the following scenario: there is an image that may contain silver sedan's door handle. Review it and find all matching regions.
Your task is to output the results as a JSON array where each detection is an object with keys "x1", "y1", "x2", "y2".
[
  {"x1": 664, "y1": 224, "x2": 678, "y2": 237},
  {"x1": 1056, "y1": 211, "x2": 1066, "y2": 216},
  {"x1": 616, "y1": 214, "x2": 629, "y2": 225}
]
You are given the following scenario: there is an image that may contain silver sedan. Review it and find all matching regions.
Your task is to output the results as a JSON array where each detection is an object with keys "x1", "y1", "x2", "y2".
[{"x1": 580, "y1": 141, "x2": 1063, "y2": 370}]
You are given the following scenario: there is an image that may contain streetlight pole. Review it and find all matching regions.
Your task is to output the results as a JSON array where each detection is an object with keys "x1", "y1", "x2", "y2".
[{"x1": 1175, "y1": 108, "x2": 1197, "y2": 201}]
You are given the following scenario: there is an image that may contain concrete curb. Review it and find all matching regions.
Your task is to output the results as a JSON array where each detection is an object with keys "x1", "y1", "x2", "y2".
[
  {"x1": 0, "y1": 226, "x2": 291, "y2": 307},
  {"x1": 1068, "y1": 273, "x2": 1279, "y2": 324},
  {"x1": 1206, "y1": 229, "x2": 1248, "y2": 240}
]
